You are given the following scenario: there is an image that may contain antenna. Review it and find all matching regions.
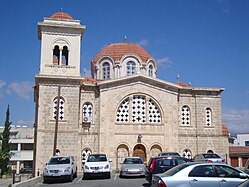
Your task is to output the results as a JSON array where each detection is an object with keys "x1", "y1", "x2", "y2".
[
  {"x1": 83, "y1": 68, "x2": 87, "y2": 77},
  {"x1": 124, "y1": 35, "x2": 127, "y2": 42},
  {"x1": 177, "y1": 74, "x2": 180, "y2": 82}
]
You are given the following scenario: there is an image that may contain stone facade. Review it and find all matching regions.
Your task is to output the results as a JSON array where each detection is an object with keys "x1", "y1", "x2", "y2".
[{"x1": 33, "y1": 12, "x2": 229, "y2": 175}]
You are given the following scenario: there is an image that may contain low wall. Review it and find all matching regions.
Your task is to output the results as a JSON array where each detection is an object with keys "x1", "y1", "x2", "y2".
[{"x1": 13, "y1": 176, "x2": 42, "y2": 187}]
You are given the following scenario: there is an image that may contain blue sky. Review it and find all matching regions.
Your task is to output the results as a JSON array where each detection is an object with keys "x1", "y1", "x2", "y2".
[{"x1": 0, "y1": 0, "x2": 248, "y2": 135}]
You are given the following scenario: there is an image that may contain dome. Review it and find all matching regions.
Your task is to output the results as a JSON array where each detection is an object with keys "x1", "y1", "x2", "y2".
[
  {"x1": 92, "y1": 42, "x2": 151, "y2": 65},
  {"x1": 50, "y1": 12, "x2": 73, "y2": 20}
]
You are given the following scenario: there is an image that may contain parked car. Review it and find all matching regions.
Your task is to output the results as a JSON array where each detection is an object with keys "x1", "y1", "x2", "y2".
[
  {"x1": 145, "y1": 156, "x2": 190, "y2": 184},
  {"x1": 119, "y1": 157, "x2": 146, "y2": 178},
  {"x1": 158, "y1": 152, "x2": 180, "y2": 157},
  {"x1": 151, "y1": 162, "x2": 249, "y2": 187},
  {"x1": 43, "y1": 156, "x2": 77, "y2": 183},
  {"x1": 244, "y1": 158, "x2": 249, "y2": 174},
  {"x1": 83, "y1": 154, "x2": 111, "y2": 179},
  {"x1": 193, "y1": 153, "x2": 225, "y2": 163},
  {"x1": 20, "y1": 166, "x2": 32, "y2": 173},
  {"x1": 237, "y1": 178, "x2": 249, "y2": 187}
]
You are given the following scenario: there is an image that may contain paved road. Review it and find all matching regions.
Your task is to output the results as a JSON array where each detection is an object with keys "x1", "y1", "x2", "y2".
[{"x1": 34, "y1": 174, "x2": 150, "y2": 187}]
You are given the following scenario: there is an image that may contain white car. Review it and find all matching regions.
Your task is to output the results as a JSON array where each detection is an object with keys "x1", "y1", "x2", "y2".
[
  {"x1": 152, "y1": 162, "x2": 248, "y2": 187},
  {"x1": 43, "y1": 156, "x2": 77, "y2": 183},
  {"x1": 83, "y1": 154, "x2": 111, "y2": 179}
]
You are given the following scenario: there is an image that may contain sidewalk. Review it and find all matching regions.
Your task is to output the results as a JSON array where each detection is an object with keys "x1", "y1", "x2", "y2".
[
  {"x1": 0, "y1": 177, "x2": 12, "y2": 187},
  {"x1": 0, "y1": 174, "x2": 33, "y2": 187}
]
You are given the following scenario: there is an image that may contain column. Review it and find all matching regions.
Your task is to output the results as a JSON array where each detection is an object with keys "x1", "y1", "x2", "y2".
[
  {"x1": 59, "y1": 47, "x2": 63, "y2": 65},
  {"x1": 16, "y1": 143, "x2": 21, "y2": 174},
  {"x1": 238, "y1": 157, "x2": 243, "y2": 168}
]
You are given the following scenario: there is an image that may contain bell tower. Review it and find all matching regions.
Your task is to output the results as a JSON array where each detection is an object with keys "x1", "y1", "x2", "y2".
[{"x1": 38, "y1": 12, "x2": 85, "y2": 77}]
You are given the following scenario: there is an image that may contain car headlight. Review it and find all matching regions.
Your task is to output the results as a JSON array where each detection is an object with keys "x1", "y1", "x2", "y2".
[
  {"x1": 64, "y1": 167, "x2": 70, "y2": 172},
  {"x1": 84, "y1": 165, "x2": 89, "y2": 170},
  {"x1": 104, "y1": 164, "x2": 109, "y2": 169},
  {"x1": 44, "y1": 168, "x2": 48, "y2": 173}
]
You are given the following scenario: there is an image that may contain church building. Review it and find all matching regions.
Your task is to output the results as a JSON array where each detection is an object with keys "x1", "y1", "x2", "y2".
[{"x1": 33, "y1": 12, "x2": 229, "y2": 174}]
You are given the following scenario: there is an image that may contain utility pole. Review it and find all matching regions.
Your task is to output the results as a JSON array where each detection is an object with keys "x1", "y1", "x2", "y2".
[{"x1": 53, "y1": 86, "x2": 61, "y2": 156}]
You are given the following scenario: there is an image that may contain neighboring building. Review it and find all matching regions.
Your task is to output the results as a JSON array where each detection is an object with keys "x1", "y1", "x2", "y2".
[
  {"x1": 0, "y1": 126, "x2": 34, "y2": 174},
  {"x1": 237, "y1": 133, "x2": 249, "y2": 146},
  {"x1": 229, "y1": 132, "x2": 249, "y2": 168},
  {"x1": 33, "y1": 12, "x2": 229, "y2": 175}
]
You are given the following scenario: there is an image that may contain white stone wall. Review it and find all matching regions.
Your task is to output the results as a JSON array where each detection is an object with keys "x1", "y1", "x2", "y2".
[{"x1": 35, "y1": 80, "x2": 81, "y2": 173}]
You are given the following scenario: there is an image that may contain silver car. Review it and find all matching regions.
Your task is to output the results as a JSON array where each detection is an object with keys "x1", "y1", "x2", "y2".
[
  {"x1": 237, "y1": 179, "x2": 249, "y2": 187},
  {"x1": 43, "y1": 156, "x2": 77, "y2": 183},
  {"x1": 152, "y1": 162, "x2": 248, "y2": 187},
  {"x1": 193, "y1": 153, "x2": 225, "y2": 163},
  {"x1": 120, "y1": 157, "x2": 146, "y2": 177}
]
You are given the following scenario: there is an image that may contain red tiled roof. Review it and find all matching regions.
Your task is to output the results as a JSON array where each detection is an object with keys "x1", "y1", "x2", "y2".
[
  {"x1": 175, "y1": 82, "x2": 191, "y2": 87},
  {"x1": 222, "y1": 123, "x2": 229, "y2": 136},
  {"x1": 229, "y1": 146, "x2": 249, "y2": 153},
  {"x1": 50, "y1": 12, "x2": 73, "y2": 20},
  {"x1": 92, "y1": 42, "x2": 151, "y2": 65},
  {"x1": 82, "y1": 77, "x2": 96, "y2": 83}
]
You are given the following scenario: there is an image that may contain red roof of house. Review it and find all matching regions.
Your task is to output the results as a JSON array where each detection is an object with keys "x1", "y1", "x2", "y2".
[{"x1": 229, "y1": 146, "x2": 249, "y2": 153}]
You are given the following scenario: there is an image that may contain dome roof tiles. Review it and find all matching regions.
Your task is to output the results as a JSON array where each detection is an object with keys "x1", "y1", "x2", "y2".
[
  {"x1": 92, "y1": 42, "x2": 151, "y2": 64},
  {"x1": 50, "y1": 12, "x2": 73, "y2": 20}
]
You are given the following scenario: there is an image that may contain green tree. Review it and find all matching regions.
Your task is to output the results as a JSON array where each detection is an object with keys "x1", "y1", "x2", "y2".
[{"x1": 0, "y1": 105, "x2": 12, "y2": 175}]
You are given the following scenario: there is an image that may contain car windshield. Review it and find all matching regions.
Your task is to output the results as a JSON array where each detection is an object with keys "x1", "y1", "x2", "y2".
[
  {"x1": 162, "y1": 164, "x2": 190, "y2": 176},
  {"x1": 203, "y1": 154, "x2": 220, "y2": 158},
  {"x1": 160, "y1": 153, "x2": 180, "y2": 157},
  {"x1": 87, "y1": 155, "x2": 107, "y2": 162},
  {"x1": 48, "y1": 157, "x2": 70, "y2": 165},
  {"x1": 123, "y1": 158, "x2": 143, "y2": 164}
]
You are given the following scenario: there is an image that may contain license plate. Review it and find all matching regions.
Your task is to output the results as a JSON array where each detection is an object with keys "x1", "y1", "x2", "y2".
[{"x1": 52, "y1": 173, "x2": 60, "y2": 176}]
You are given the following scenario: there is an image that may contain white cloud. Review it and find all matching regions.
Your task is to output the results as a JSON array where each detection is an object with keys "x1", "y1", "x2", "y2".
[
  {"x1": 222, "y1": 108, "x2": 249, "y2": 134},
  {"x1": 7, "y1": 81, "x2": 33, "y2": 100},
  {"x1": 156, "y1": 57, "x2": 172, "y2": 68},
  {"x1": 136, "y1": 39, "x2": 149, "y2": 46},
  {"x1": 0, "y1": 80, "x2": 6, "y2": 88},
  {"x1": 0, "y1": 80, "x2": 6, "y2": 98}
]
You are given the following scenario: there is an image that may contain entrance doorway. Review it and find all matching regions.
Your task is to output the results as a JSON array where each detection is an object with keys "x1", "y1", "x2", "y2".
[{"x1": 133, "y1": 144, "x2": 146, "y2": 163}]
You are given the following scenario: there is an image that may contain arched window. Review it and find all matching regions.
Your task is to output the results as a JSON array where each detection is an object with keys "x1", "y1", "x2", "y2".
[
  {"x1": 83, "y1": 103, "x2": 93, "y2": 123},
  {"x1": 148, "y1": 99, "x2": 161, "y2": 123},
  {"x1": 62, "y1": 46, "x2": 69, "y2": 65},
  {"x1": 126, "y1": 61, "x2": 136, "y2": 76},
  {"x1": 181, "y1": 105, "x2": 190, "y2": 126},
  {"x1": 82, "y1": 148, "x2": 92, "y2": 165},
  {"x1": 205, "y1": 108, "x2": 212, "y2": 126},
  {"x1": 116, "y1": 95, "x2": 161, "y2": 124},
  {"x1": 53, "y1": 97, "x2": 65, "y2": 120},
  {"x1": 102, "y1": 62, "x2": 110, "y2": 80},
  {"x1": 52, "y1": 45, "x2": 69, "y2": 65},
  {"x1": 149, "y1": 65, "x2": 153, "y2": 77},
  {"x1": 53, "y1": 45, "x2": 60, "y2": 65},
  {"x1": 182, "y1": 149, "x2": 192, "y2": 159}
]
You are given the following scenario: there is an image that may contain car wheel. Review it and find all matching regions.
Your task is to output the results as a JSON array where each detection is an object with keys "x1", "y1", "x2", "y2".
[
  {"x1": 69, "y1": 171, "x2": 73, "y2": 182},
  {"x1": 83, "y1": 173, "x2": 88, "y2": 180},
  {"x1": 74, "y1": 168, "x2": 77, "y2": 178},
  {"x1": 106, "y1": 172, "x2": 111, "y2": 179},
  {"x1": 43, "y1": 177, "x2": 49, "y2": 184}
]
